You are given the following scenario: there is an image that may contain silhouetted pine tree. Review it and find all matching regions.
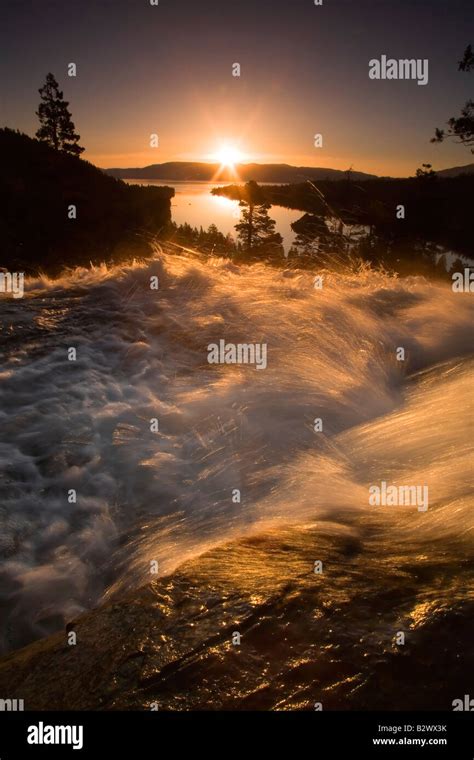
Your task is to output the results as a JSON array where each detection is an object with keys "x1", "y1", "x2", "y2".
[
  {"x1": 432, "y1": 45, "x2": 473, "y2": 152},
  {"x1": 36, "y1": 73, "x2": 84, "y2": 156},
  {"x1": 235, "y1": 180, "x2": 282, "y2": 251}
]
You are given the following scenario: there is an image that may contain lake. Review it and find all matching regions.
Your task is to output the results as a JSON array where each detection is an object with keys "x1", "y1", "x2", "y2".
[{"x1": 125, "y1": 180, "x2": 302, "y2": 252}]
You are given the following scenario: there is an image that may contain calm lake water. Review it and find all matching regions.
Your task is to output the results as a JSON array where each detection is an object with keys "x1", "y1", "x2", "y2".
[{"x1": 126, "y1": 180, "x2": 302, "y2": 252}]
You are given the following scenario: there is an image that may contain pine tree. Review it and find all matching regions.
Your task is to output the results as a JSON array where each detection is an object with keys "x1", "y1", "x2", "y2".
[
  {"x1": 432, "y1": 45, "x2": 474, "y2": 153},
  {"x1": 36, "y1": 73, "x2": 84, "y2": 156},
  {"x1": 234, "y1": 181, "x2": 282, "y2": 251}
]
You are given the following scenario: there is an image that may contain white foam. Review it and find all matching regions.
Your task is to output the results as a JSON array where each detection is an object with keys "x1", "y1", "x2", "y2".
[{"x1": 0, "y1": 250, "x2": 472, "y2": 651}]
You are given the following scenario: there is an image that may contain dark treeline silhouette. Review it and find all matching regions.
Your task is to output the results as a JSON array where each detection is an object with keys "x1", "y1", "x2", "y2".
[
  {"x1": 286, "y1": 211, "x2": 468, "y2": 280},
  {"x1": 213, "y1": 172, "x2": 474, "y2": 269},
  {"x1": 164, "y1": 222, "x2": 237, "y2": 255},
  {"x1": 0, "y1": 129, "x2": 173, "y2": 274}
]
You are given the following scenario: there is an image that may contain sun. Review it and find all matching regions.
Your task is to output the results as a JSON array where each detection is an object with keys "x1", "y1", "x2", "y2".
[{"x1": 214, "y1": 145, "x2": 244, "y2": 169}]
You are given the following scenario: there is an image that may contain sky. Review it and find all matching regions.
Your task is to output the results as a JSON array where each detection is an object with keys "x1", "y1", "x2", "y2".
[{"x1": 1, "y1": 0, "x2": 473, "y2": 176}]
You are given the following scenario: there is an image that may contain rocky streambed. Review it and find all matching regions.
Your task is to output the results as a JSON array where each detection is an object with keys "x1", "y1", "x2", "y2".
[{"x1": 1, "y1": 520, "x2": 472, "y2": 711}]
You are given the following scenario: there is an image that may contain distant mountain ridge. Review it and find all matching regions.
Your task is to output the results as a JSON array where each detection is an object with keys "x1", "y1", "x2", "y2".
[
  {"x1": 435, "y1": 163, "x2": 474, "y2": 178},
  {"x1": 105, "y1": 162, "x2": 378, "y2": 182},
  {"x1": 104, "y1": 161, "x2": 474, "y2": 182}
]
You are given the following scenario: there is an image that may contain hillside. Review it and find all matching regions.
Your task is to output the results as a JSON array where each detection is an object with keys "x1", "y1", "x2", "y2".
[
  {"x1": 105, "y1": 160, "x2": 474, "y2": 183},
  {"x1": 0, "y1": 129, "x2": 174, "y2": 274},
  {"x1": 436, "y1": 163, "x2": 474, "y2": 178},
  {"x1": 106, "y1": 161, "x2": 378, "y2": 182}
]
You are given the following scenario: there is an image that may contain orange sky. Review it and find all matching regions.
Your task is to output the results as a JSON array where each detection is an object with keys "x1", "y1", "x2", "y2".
[{"x1": 3, "y1": 0, "x2": 473, "y2": 179}]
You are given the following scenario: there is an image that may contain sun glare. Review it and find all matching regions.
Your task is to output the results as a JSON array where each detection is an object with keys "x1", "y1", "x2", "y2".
[{"x1": 214, "y1": 145, "x2": 244, "y2": 168}]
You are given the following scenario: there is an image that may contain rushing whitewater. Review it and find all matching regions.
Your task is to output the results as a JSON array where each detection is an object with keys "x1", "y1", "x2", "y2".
[{"x1": 0, "y1": 247, "x2": 472, "y2": 656}]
